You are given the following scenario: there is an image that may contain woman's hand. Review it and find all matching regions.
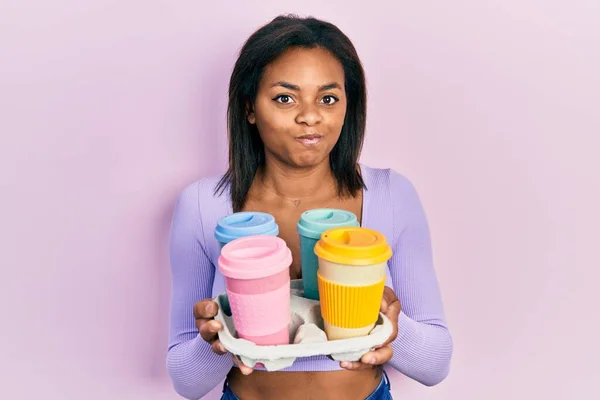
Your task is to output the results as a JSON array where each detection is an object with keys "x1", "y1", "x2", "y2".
[
  {"x1": 340, "y1": 286, "x2": 401, "y2": 371},
  {"x1": 193, "y1": 299, "x2": 254, "y2": 375}
]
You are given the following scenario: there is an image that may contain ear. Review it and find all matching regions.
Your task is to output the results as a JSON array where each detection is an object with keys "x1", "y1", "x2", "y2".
[{"x1": 246, "y1": 101, "x2": 256, "y2": 124}]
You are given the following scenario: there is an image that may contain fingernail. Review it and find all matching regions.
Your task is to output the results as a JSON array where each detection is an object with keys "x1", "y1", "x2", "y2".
[
  {"x1": 368, "y1": 357, "x2": 376, "y2": 364},
  {"x1": 218, "y1": 343, "x2": 226, "y2": 353},
  {"x1": 205, "y1": 303, "x2": 215, "y2": 314},
  {"x1": 341, "y1": 362, "x2": 349, "y2": 368}
]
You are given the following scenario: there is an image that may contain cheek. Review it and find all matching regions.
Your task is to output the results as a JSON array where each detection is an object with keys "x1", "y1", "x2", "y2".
[
  {"x1": 255, "y1": 104, "x2": 293, "y2": 141},
  {"x1": 257, "y1": 114, "x2": 289, "y2": 137},
  {"x1": 335, "y1": 108, "x2": 347, "y2": 127},
  {"x1": 329, "y1": 103, "x2": 347, "y2": 131}
]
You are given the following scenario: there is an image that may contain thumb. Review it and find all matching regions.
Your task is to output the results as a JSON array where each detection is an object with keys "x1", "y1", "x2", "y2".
[
  {"x1": 232, "y1": 354, "x2": 254, "y2": 375},
  {"x1": 380, "y1": 298, "x2": 388, "y2": 313}
]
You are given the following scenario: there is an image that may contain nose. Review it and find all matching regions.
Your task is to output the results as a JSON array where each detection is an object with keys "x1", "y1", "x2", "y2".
[{"x1": 295, "y1": 103, "x2": 322, "y2": 126}]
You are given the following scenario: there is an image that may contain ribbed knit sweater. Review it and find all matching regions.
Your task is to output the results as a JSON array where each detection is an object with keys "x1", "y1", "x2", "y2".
[{"x1": 166, "y1": 164, "x2": 453, "y2": 399}]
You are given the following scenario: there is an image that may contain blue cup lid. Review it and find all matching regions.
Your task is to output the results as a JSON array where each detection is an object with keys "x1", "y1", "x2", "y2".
[
  {"x1": 297, "y1": 208, "x2": 360, "y2": 239},
  {"x1": 214, "y1": 212, "x2": 279, "y2": 244}
]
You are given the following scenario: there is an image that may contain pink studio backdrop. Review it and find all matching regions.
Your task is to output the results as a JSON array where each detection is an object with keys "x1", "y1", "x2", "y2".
[{"x1": 1, "y1": 1, "x2": 599, "y2": 399}]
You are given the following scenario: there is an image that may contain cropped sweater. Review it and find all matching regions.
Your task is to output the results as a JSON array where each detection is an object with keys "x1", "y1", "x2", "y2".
[{"x1": 166, "y1": 164, "x2": 453, "y2": 399}]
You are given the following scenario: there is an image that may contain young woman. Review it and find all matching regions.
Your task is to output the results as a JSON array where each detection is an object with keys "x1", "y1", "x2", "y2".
[{"x1": 167, "y1": 14, "x2": 453, "y2": 400}]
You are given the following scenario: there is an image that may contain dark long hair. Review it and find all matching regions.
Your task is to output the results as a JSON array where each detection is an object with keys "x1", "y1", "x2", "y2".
[{"x1": 215, "y1": 14, "x2": 367, "y2": 211}]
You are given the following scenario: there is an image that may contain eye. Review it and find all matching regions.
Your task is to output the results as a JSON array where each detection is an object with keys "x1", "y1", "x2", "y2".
[
  {"x1": 321, "y1": 95, "x2": 339, "y2": 105},
  {"x1": 273, "y1": 95, "x2": 295, "y2": 104}
]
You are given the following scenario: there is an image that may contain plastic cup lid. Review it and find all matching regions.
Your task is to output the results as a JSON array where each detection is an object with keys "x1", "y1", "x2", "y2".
[
  {"x1": 297, "y1": 208, "x2": 359, "y2": 239},
  {"x1": 218, "y1": 236, "x2": 292, "y2": 280},
  {"x1": 215, "y1": 212, "x2": 279, "y2": 244},
  {"x1": 314, "y1": 227, "x2": 392, "y2": 266}
]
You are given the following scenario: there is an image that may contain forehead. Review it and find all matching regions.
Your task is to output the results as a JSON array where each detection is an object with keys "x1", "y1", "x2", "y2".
[{"x1": 262, "y1": 47, "x2": 345, "y2": 86}]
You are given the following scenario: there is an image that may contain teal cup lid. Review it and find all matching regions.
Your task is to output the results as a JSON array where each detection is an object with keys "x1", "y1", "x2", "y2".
[
  {"x1": 215, "y1": 212, "x2": 279, "y2": 244},
  {"x1": 297, "y1": 208, "x2": 359, "y2": 239}
]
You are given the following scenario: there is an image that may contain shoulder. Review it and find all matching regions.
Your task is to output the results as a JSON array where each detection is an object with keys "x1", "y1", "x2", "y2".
[
  {"x1": 171, "y1": 173, "x2": 231, "y2": 230},
  {"x1": 174, "y1": 173, "x2": 229, "y2": 209},
  {"x1": 360, "y1": 163, "x2": 418, "y2": 197},
  {"x1": 360, "y1": 163, "x2": 427, "y2": 237},
  {"x1": 169, "y1": 173, "x2": 231, "y2": 262}
]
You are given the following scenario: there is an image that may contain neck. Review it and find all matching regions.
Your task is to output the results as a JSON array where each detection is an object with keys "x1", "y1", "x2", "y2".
[{"x1": 256, "y1": 156, "x2": 335, "y2": 200}]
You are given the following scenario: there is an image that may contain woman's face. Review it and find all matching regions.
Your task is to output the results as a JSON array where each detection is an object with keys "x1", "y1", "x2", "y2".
[{"x1": 248, "y1": 47, "x2": 347, "y2": 169}]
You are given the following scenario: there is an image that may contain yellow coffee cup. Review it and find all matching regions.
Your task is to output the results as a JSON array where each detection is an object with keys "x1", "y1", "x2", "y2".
[{"x1": 314, "y1": 227, "x2": 393, "y2": 340}]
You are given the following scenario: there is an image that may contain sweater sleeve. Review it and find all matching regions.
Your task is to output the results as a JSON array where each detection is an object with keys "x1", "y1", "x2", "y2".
[
  {"x1": 385, "y1": 170, "x2": 453, "y2": 386},
  {"x1": 166, "y1": 182, "x2": 233, "y2": 399}
]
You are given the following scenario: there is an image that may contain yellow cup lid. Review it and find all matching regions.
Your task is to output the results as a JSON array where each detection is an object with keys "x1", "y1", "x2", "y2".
[{"x1": 314, "y1": 227, "x2": 392, "y2": 266}]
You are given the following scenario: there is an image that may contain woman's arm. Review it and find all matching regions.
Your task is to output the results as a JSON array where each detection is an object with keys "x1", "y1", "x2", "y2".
[
  {"x1": 166, "y1": 182, "x2": 233, "y2": 399},
  {"x1": 386, "y1": 170, "x2": 453, "y2": 386}
]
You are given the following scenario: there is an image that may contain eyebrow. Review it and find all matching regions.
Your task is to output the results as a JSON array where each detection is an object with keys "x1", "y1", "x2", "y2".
[{"x1": 271, "y1": 81, "x2": 341, "y2": 91}]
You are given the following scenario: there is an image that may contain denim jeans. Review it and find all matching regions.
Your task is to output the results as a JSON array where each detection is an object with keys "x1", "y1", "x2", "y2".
[{"x1": 220, "y1": 370, "x2": 392, "y2": 399}]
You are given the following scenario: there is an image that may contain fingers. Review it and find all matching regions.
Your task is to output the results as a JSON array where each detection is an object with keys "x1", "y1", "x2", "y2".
[
  {"x1": 193, "y1": 300, "x2": 219, "y2": 319},
  {"x1": 211, "y1": 339, "x2": 228, "y2": 355},
  {"x1": 340, "y1": 345, "x2": 393, "y2": 371},
  {"x1": 360, "y1": 345, "x2": 393, "y2": 366},
  {"x1": 340, "y1": 361, "x2": 372, "y2": 371},
  {"x1": 194, "y1": 300, "x2": 223, "y2": 343},
  {"x1": 231, "y1": 354, "x2": 254, "y2": 375},
  {"x1": 198, "y1": 318, "x2": 223, "y2": 343}
]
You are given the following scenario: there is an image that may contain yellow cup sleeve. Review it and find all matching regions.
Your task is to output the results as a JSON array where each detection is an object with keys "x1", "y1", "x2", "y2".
[{"x1": 317, "y1": 273, "x2": 385, "y2": 329}]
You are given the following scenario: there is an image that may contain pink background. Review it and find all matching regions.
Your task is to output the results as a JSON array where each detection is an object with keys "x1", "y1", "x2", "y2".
[{"x1": 1, "y1": 1, "x2": 599, "y2": 399}]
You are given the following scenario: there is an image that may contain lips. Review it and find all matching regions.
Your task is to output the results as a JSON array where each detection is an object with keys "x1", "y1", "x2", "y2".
[
  {"x1": 296, "y1": 133, "x2": 323, "y2": 146},
  {"x1": 297, "y1": 134, "x2": 322, "y2": 140}
]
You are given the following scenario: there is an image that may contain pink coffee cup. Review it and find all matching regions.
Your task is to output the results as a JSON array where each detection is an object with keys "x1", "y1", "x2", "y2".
[{"x1": 218, "y1": 235, "x2": 292, "y2": 345}]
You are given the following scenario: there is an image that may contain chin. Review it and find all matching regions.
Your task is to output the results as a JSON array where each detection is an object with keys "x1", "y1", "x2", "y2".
[{"x1": 289, "y1": 154, "x2": 329, "y2": 169}]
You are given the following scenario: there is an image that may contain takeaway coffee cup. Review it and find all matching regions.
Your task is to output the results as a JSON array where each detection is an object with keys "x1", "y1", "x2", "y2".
[
  {"x1": 314, "y1": 227, "x2": 392, "y2": 340},
  {"x1": 215, "y1": 211, "x2": 279, "y2": 249},
  {"x1": 297, "y1": 208, "x2": 359, "y2": 300},
  {"x1": 218, "y1": 235, "x2": 292, "y2": 345}
]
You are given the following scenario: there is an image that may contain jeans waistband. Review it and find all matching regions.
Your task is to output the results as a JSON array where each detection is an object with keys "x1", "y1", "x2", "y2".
[
  {"x1": 365, "y1": 369, "x2": 391, "y2": 399},
  {"x1": 222, "y1": 369, "x2": 391, "y2": 399}
]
